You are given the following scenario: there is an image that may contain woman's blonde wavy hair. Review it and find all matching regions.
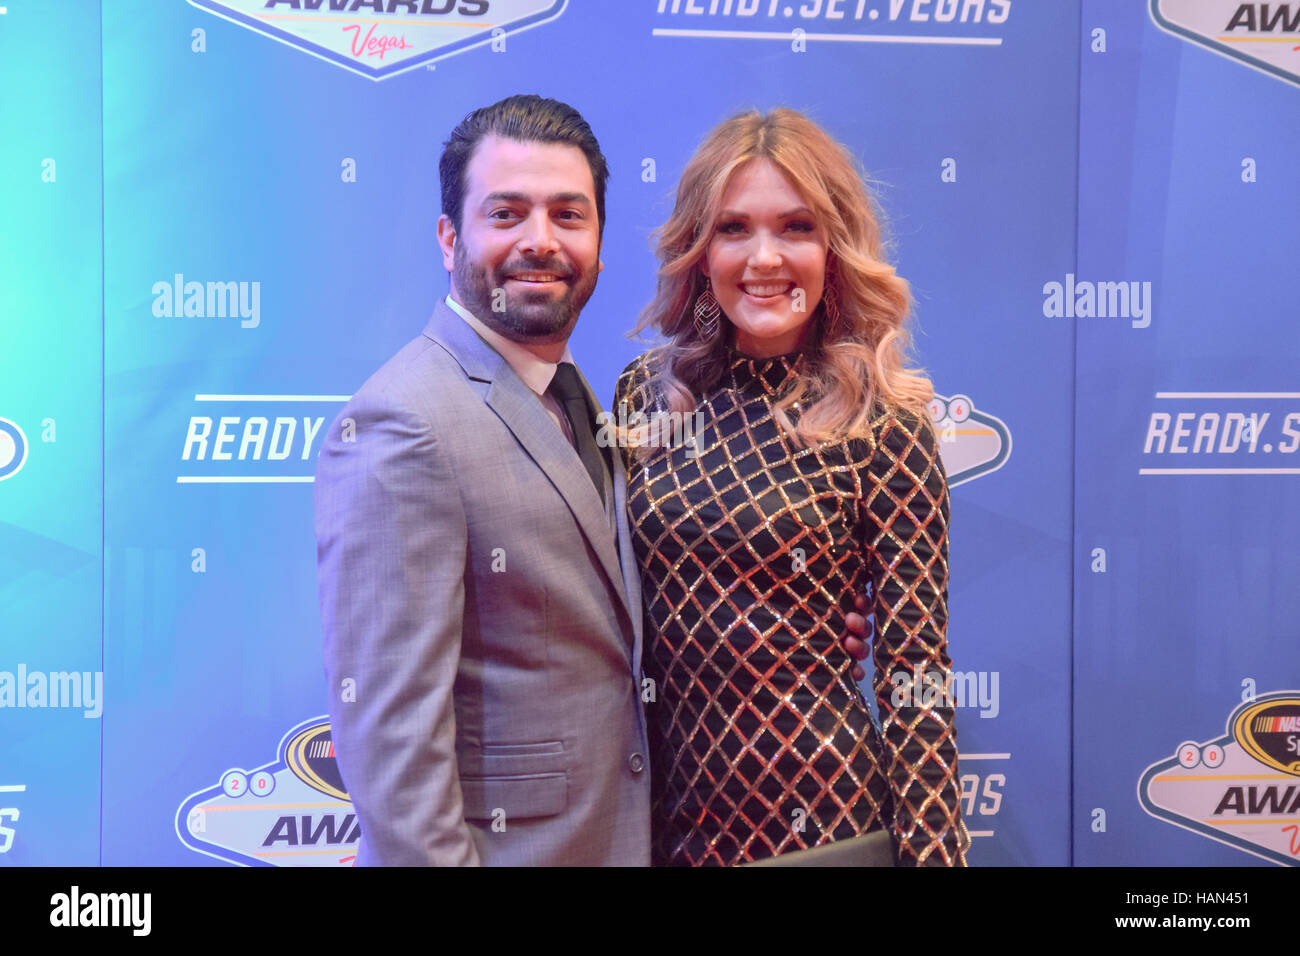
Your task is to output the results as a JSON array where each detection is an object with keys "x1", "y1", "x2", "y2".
[{"x1": 630, "y1": 108, "x2": 933, "y2": 448}]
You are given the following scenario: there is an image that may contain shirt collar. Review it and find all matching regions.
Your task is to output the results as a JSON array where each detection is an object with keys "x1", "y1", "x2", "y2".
[{"x1": 446, "y1": 294, "x2": 574, "y2": 396}]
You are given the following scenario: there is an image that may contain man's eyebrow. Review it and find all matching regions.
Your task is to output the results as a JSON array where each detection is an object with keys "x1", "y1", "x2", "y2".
[
  {"x1": 547, "y1": 192, "x2": 592, "y2": 206},
  {"x1": 482, "y1": 191, "x2": 528, "y2": 205},
  {"x1": 481, "y1": 191, "x2": 592, "y2": 206}
]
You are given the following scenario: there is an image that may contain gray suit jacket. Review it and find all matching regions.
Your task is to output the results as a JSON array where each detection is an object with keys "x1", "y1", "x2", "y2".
[{"x1": 315, "y1": 299, "x2": 650, "y2": 865}]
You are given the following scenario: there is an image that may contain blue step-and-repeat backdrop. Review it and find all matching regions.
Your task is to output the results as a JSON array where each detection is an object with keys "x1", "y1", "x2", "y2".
[{"x1": 1, "y1": 0, "x2": 1297, "y2": 866}]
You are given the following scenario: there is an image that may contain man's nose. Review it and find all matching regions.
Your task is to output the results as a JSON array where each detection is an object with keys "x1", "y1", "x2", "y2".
[{"x1": 518, "y1": 209, "x2": 560, "y2": 257}]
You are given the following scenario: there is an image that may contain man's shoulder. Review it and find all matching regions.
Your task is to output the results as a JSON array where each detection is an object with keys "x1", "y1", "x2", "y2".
[
  {"x1": 315, "y1": 330, "x2": 475, "y2": 485},
  {"x1": 348, "y1": 329, "x2": 472, "y2": 418}
]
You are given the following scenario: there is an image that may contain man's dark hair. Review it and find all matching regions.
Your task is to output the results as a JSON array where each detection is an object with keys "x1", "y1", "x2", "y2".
[{"x1": 440, "y1": 94, "x2": 609, "y2": 240}]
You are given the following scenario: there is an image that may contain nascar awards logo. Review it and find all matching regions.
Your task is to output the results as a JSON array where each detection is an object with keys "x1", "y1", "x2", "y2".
[
  {"x1": 928, "y1": 393, "x2": 1011, "y2": 487},
  {"x1": 0, "y1": 417, "x2": 28, "y2": 482},
  {"x1": 1139, "y1": 691, "x2": 1300, "y2": 866},
  {"x1": 188, "y1": 0, "x2": 568, "y2": 80},
  {"x1": 176, "y1": 716, "x2": 359, "y2": 866},
  {"x1": 1151, "y1": 1, "x2": 1300, "y2": 89}
]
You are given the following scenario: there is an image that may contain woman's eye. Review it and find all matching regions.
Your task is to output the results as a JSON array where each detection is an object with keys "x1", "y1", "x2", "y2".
[
  {"x1": 787, "y1": 220, "x2": 815, "y2": 233},
  {"x1": 717, "y1": 221, "x2": 745, "y2": 234}
]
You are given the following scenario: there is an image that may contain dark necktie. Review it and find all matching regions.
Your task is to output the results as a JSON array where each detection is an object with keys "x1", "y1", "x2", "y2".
[{"x1": 547, "y1": 361, "x2": 610, "y2": 505}]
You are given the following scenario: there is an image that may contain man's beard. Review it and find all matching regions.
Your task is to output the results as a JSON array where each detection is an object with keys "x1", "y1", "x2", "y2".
[{"x1": 452, "y1": 241, "x2": 597, "y2": 343}]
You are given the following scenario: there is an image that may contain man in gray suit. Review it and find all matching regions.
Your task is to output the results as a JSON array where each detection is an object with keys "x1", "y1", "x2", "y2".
[
  {"x1": 315, "y1": 94, "x2": 870, "y2": 866},
  {"x1": 315, "y1": 94, "x2": 648, "y2": 866}
]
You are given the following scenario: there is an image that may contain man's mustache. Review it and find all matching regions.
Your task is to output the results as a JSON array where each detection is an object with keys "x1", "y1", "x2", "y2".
[{"x1": 498, "y1": 258, "x2": 575, "y2": 280}]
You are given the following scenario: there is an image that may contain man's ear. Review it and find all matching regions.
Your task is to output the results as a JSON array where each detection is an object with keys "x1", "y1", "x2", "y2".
[{"x1": 436, "y1": 214, "x2": 457, "y2": 273}]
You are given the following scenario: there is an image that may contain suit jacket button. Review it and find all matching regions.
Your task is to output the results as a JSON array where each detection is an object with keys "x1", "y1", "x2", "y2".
[{"x1": 628, "y1": 752, "x2": 645, "y2": 773}]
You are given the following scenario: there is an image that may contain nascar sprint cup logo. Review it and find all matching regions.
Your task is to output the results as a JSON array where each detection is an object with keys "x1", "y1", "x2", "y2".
[
  {"x1": 177, "y1": 717, "x2": 358, "y2": 866},
  {"x1": 1140, "y1": 692, "x2": 1300, "y2": 866},
  {"x1": 1152, "y1": 1, "x2": 1300, "y2": 88},
  {"x1": 188, "y1": 0, "x2": 568, "y2": 80}
]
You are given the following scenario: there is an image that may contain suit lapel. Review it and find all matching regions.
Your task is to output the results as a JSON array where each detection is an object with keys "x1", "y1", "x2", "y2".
[
  {"x1": 569, "y1": 360, "x2": 644, "y2": 658},
  {"x1": 421, "y1": 302, "x2": 637, "y2": 638}
]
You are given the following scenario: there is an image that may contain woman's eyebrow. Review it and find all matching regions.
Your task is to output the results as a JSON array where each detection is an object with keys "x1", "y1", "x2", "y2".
[{"x1": 716, "y1": 206, "x2": 813, "y2": 218}]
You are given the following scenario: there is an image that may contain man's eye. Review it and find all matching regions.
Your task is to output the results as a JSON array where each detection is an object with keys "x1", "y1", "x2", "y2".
[
  {"x1": 489, "y1": 209, "x2": 517, "y2": 221},
  {"x1": 556, "y1": 209, "x2": 582, "y2": 221}
]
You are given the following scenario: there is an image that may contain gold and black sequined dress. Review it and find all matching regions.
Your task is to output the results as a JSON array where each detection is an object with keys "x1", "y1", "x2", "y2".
[{"x1": 612, "y1": 347, "x2": 969, "y2": 867}]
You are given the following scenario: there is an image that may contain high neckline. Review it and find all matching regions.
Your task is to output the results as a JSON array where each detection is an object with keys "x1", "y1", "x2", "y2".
[{"x1": 725, "y1": 344, "x2": 804, "y2": 398}]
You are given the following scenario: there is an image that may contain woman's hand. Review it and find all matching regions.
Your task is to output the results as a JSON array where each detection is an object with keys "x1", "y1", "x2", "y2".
[{"x1": 842, "y1": 592, "x2": 871, "y2": 681}]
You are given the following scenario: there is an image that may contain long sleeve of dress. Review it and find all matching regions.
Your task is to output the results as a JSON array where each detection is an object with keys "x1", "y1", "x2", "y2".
[{"x1": 863, "y1": 409, "x2": 970, "y2": 866}]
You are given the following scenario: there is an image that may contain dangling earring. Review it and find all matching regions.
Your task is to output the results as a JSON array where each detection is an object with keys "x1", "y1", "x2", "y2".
[{"x1": 694, "y1": 278, "x2": 721, "y2": 340}]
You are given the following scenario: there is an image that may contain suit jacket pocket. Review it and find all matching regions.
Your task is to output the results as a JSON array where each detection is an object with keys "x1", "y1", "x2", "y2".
[
  {"x1": 461, "y1": 772, "x2": 567, "y2": 822},
  {"x1": 480, "y1": 740, "x2": 564, "y2": 758}
]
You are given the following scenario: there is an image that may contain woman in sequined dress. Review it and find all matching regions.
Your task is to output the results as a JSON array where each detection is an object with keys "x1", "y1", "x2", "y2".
[{"x1": 611, "y1": 109, "x2": 969, "y2": 866}]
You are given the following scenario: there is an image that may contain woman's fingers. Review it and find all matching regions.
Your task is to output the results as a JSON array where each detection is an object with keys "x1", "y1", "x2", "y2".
[{"x1": 847, "y1": 595, "x2": 872, "y2": 681}]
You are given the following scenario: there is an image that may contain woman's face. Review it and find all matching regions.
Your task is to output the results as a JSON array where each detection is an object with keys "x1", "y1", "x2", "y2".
[{"x1": 702, "y1": 157, "x2": 828, "y2": 359}]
